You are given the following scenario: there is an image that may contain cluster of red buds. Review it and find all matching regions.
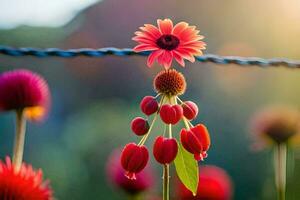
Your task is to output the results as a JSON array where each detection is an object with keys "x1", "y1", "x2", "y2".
[
  {"x1": 121, "y1": 69, "x2": 211, "y2": 179},
  {"x1": 120, "y1": 18, "x2": 209, "y2": 199}
]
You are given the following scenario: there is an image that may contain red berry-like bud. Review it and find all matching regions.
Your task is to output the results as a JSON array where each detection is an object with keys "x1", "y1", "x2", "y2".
[
  {"x1": 106, "y1": 149, "x2": 154, "y2": 195},
  {"x1": 140, "y1": 96, "x2": 159, "y2": 116},
  {"x1": 131, "y1": 117, "x2": 150, "y2": 136},
  {"x1": 180, "y1": 124, "x2": 211, "y2": 161},
  {"x1": 182, "y1": 101, "x2": 199, "y2": 120},
  {"x1": 160, "y1": 104, "x2": 183, "y2": 125},
  {"x1": 121, "y1": 143, "x2": 149, "y2": 180},
  {"x1": 153, "y1": 136, "x2": 178, "y2": 164}
]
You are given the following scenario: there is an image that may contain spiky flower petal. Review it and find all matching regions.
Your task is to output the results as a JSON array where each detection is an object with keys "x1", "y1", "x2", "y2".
[{"x1": 0, "y1": 157, "x2": 53, "y2": 200}]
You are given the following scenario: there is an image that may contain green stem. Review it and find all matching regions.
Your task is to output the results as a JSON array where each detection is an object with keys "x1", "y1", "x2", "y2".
[
  {"x1": 128, "y1": 194, "x2": 142, "y2": 200},
  {"x1": 176, "y1": 96, "x2": 184, "y2": 104},
  {"x1": 163, "y1": 164, "x2": 170, "y2": 200},
  {"x1": 177, "y1": 96, "x2": 194, "y2": 129},
  {"x1": 138, "y1": 95, "x2": 165, "y2": 146},
  {"x1": 163, "y1": 124, "x2": 167, "y2": 137},
  {"x1": 168, "y1": 124, "x2": 172, "y2": 138},
  {"x1": 187, "y1": 119, "x2": 194, "y2": 128},
  {"x1": 274, "y1": 143, "x2": 287, "y2": 200},
  {"x1": 12, "y1": 109, "x2": 27, "y2": 170},
  {"x1": 154, "y1": 93, "x2": 161, "y2": 99},
  {"x1": 183, "y1": 117, "x2": 190, "y2": 130},
  {"x1": 162, "y1": 97, "x2": 173, "y2": 200},
  {"x1": 138, "y1": 113, "x2": 158, "y2": 146}
]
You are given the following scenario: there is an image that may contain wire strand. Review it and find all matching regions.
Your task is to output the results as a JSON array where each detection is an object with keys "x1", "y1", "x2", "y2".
[{"x1": 1, "y1": 46, "x2": 300, "y2": 68}]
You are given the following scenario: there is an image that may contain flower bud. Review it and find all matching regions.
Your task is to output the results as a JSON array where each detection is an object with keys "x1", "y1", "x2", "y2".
[
  {"x1": 121, "y1": 143, "x2": 149, "y2": 180},
  {"x1": 106, "y1": 149, "x2": 154, "y2": 195},
  {"x1": 182, "y1": 101, "x2": 198, "y2": 120},
  {"x1": 140, "y1": 96, "x2": 159, "y2": 116},
  {"x1": 131, "y1": 117, "x2": 150, "y2": 136},
  {"x1": 180, "y1": 124, "x2": 211, "y2": 161},
  {"x1": 159, "y1": 104, "x2": 183, "y2": 125},
  {"x1": 153, "y1": 136, "x2": 178, "y2": 164}
]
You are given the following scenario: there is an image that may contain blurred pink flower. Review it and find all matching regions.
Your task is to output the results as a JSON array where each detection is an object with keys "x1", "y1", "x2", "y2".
[
  {"x1": 106, "y1": 148, "x2": 154, "y2": 195},
  {"x1": 133, "y1": 19, "x2": 206, "y2": 69},
  {"x1": 176, "y1": 165, "x2": 233, "y2": 200},
  {"x1": 0, "y1": 69, "x2": 50, "y2": 121}
]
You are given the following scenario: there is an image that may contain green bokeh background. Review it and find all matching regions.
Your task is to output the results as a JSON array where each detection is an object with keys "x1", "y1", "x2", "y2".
[{"x1": 1, "y1": 0, "x2": 300, "y2": 199}]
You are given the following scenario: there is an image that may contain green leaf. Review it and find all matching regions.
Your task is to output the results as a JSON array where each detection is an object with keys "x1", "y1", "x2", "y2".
[{"x1": 174, "y1": 143, "x2": 199, "y2": 196}]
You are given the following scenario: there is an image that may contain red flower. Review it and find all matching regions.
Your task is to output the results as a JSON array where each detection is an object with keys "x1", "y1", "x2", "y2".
[
  {"x1": 153, "y1": 136, "x2": 178, "y2": 164},
  {"x1": 106, "y1": 149, "x2": 154, "y2": 195},
  {"x1": 133, "y1": 19, "x2": 206, "y2": 69},
  {"x1": 180, "y1": 124, "x2": 211, "y2": 161},
  {"x1": 176, "y1": 165, "x2": 233, "y2": 200},
  {"x1": 160, "y1": 104, "x2": 183, "y2": 125},
  {"x1": 0, "y1": 69, "x2": 50, "y2": 121},
  {"x1": 0, "y1": 157, "x2": 53, "y2": 200},
  {"x1": 182, "y1": 101, "x2": 199, "y2": 120},
  {"x1": 140, "y1": 96, "x2": 159, "y2": 116},
  {"x1": 131, "y1": 117, "x2": 150, "y2": 136},
  {"x1": 121, "y1": 143, "x2": 149, "y2": 180}
]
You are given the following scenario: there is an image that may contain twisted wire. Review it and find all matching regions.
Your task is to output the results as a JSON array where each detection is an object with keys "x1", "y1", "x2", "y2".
[{"x1": 1, "y1": 46, "x2": 300, "y2": 68}]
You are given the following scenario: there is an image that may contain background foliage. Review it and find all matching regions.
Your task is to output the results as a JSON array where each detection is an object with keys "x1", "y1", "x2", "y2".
[{"x1": 1, "y1": 0, "x2": 300, "y2": 199}]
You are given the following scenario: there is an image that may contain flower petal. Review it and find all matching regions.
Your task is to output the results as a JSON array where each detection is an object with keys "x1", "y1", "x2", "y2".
[
  {"x1": 177, "y1": 26, "x2": 198, "y2": 42},
  {"x1": 140, "y1": 24, "x2": 161, "y2": 39},
  {"x1": 157, "y1": 51, "x2": 173, "y2": 69},
  {"x1": 165, "y1": 51, "x2": 173, "y2": 69},
  {"x1": 157, "y1": 19, "x2": 173, "y2": 34},
  {"x1": 134, "y1": 31, "x2": 158, "y2": 42},
  {"x1": 147, "y1": 50, "x2": 163, "y2": 67},
  {"x1": 177, "y1": 46, "x2": 203, "y2": 55},
  {"x1": 172, "y1": 22, "x2": 189, "y2": 36},
  {"x1": 132, "y1": 36, "x2": 156, "y2": 45},
  {"x1": 181, "y1": 41, "x2": 206, "y2": 49},
  {"x1": 181, "y1": 36, "x2": 205, "y2": 45},
  {"x1": 175, "y1": 50, "x2": 196, "y2": 63},
  {"x1": 133, "y1": 44, "x2": 159, "y2": 52},
  {"x1": 173, "y1": 51, "x2": 185, "y2": 67}
]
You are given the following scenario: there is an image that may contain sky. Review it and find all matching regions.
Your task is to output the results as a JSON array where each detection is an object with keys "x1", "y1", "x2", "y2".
[{"x1": 0, "y1": 0, "x2": 100, "y2": 29}]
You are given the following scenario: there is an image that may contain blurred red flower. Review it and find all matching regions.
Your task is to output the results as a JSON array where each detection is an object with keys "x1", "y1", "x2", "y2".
[
  {"x1": 133, "y1": 19, "x2": 206, "y2": 69},
  {"x1": 0, "y1": 157, "x2": 53, "y2": 200},
  {"x1": 176, "y1": 165, "x2": 233, "y2": 200}
]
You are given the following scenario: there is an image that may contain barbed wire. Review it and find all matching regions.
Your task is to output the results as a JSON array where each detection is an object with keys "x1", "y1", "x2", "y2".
[{"x1": 1, "y1": 46, "x2": 300, "y2": 68}]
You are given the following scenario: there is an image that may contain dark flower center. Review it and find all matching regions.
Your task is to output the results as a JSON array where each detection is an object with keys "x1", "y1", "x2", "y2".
[{"x1": 156, "y1": 34, "x2": 180, "y2": 51}]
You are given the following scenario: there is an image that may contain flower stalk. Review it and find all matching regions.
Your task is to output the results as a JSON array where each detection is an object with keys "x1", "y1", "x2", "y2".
[
  {"x1": 128, "y1": 194, "x2": 142, "y2": 200},
  {"x1": 12, "y1": 109, "x2": 27, "y2": 170},
  {"x1": 163, "y1": 164, "x2": 170, "y2": 200},
  {"x1": 162, "y1": 97, "x2": 173, "y2": 200},
  {"x1": 274, "y1": 143, "x2": 287, "y2": 200},
  {"x1": 121, "y1": 67, "x2": 211, "y2": 199},
  {"x1": 138, "y1": 95, "x2": 165, "y2": 146}
]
